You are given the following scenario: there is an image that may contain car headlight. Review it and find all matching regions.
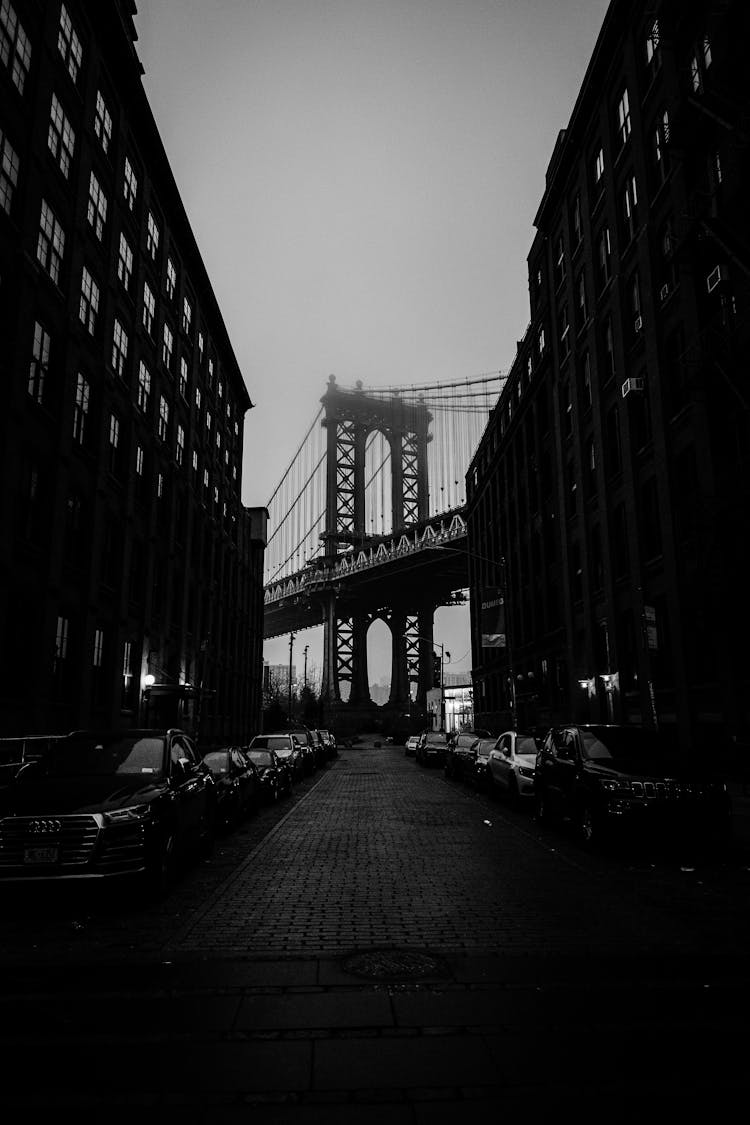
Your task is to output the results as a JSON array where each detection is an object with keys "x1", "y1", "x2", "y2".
[
  {"x1": 518, "y1": 766, "x2": 535, "y2": 779},
  {"x1": 600, "y1": 779, "x2": 629, "y2": 793},
  {"x1": 103, "y1": 804, "x2": 153, "y2": 825}
]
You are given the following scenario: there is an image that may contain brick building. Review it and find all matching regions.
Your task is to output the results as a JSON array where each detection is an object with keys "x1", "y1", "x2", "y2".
[
  {"x1": 0, "y1": 1, "x2": 267, "y2": 743},
  {"x1": 467, "y1": 0, "x2": 749, "y2": 752}
]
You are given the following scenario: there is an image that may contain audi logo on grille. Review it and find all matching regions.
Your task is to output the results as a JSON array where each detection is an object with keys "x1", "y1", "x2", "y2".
[{"x1": 28, "y1": 819, "x2": 63, "y2": 834}]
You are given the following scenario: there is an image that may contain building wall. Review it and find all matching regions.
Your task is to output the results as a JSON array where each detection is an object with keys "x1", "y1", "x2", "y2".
[
  {"x1": 467, "y1": 0, "x2": 749, "y2": 750},
  {"x1": 0, "y1": 1, "x2": 266, "y2": 744}
]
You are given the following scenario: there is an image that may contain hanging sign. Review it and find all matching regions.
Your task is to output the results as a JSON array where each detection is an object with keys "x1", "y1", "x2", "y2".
[{"x1": 481, "y1": 588, "x2": 506, "y2": 648}]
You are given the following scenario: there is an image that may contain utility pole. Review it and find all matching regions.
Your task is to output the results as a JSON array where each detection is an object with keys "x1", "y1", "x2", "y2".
[
  {"x1": 288, "y1": 632, "x2": 295, "y2": 723},
  {"x1": 304, "y1": 645, "x2": 309, "y2": 690}
]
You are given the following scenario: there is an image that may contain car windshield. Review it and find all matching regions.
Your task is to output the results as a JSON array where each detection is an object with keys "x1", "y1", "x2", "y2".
[
  {"x1": 203, "y1": 751, "x2": 230, "y2": 773},
  {"x1": 516, "y1": 736, "x2": 538, "y2": 756},
  {"x1": 581, "y1": 728, "x2": 674, "y2": 762},
  {"x1": 246, "y1": 750, "x2": 273, "y2": 767},
  {"x1": 30, "y1": 735, "x2": 165, "y2": 777},
  {"x1": 476, "y1": 740, "x2": 495, "y2": 754},
  {"x1": 426, "y1": 734, "x2": 447, "y2": 745},
  {"x1": 274, "y1": 748, "x2": 293, "y2": 760},
  {"x1": 251, "y1": 736, "x2": 289, "y2": 751}
]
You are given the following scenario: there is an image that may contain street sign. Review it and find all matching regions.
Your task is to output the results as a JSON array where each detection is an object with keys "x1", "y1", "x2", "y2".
[
  {"x1": 481, "y1": 587, "x2": 506, "y2": 648},
  {"x1": 644, "y1": 604, "x2": 658, "y2": 650}
]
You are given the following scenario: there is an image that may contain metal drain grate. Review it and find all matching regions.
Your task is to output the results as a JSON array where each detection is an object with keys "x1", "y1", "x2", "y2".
[{"x1": 341, "y1": 948, "x2": 449, "y2": 980}]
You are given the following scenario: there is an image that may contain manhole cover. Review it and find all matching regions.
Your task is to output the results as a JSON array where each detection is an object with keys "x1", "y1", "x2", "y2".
[{"x1": 341, "y1": 948, "x2": 448, "y2": 980}]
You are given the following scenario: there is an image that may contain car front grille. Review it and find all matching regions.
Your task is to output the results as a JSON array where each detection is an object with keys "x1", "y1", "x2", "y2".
[{"x1": 0, "y1": 814, "x2": 100, "y2": 868}]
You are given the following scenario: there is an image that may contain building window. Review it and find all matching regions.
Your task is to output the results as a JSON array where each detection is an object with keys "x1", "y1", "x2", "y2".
[
  {"x1": 645, "y1": 18, "x2": 660, "y2": 74},
  {"x1": 111, "y1": 318, "x2": 128, "y2": 377},
  {"x1": 0, "y1": 128, "x2": 19, "y2": 214},
  {"x1": 137, "y1": 359, "x2": 151, "y2": 412},
  {"x1": 1, "y1": 1, "x2": 32, "y2": 94},
  {"x1": 605, "y1": 405, "x2": 622, "y2": 477},
  {"x1": 122, "y1": 641, "x2": 134, "y2": 709},
  {"x1": 561, "y1": 380, "x2": 573, "y2": 439},
  {"x1": 87, "y1": 170, "x2": 108, "y2": 240},
  {"x1": 182, "y1": 296, "x2": 192, "y2": 335},
  {"x1": 47, "y1": 93, "x2": 75, "y2": 177},
  {"x1": 146, "y1": 210, "x2": 160, "y2": 259},
  {"x1": 157, "y1": 472, "x2": 164, "y2": 499},
  {"x1": 576, "y1": 272, "x2": 587, "y2": 328},
  {"x1": 581, "y1": 351, "x2": 592, "y2": 409},
  {"x1": 596, "y1": 227, "x2": 611, "y2": 291},
  {"x1": 616, "y1": 87, "x2": 631, "y2": 147},
  {"x1": 158, "y1": 394, "x2": 169, "y2": 441},
  {"x1": 57, "y1": 3, "x2": 83, "y2": 84},
  {"x1": 629, "y1": 272, "x2": 642, "y2": 339},
  {"x1": 653, "y1": 109, "x2": 670, "y2": 186},
  {"x1": 162, "y1": 321, "x2": 174, "y2": 370},
  {"x1": 142, "y1": 281, "x2": 155, "y2": 335},
  {"x1": 690, "y1": 35, "x2": 712, "y2": 93},
  {"x1": 198, "y1": 331, "x2": 204, "y2": 361},
  {"x1": 28, "y1": 320, "x2": 50, "y2": 404},
  {"x1": 593, "y1": 145, "x2": 605, "y2": 189},
  {"x1": 135, "y1": 445, "x2": 144, "y2": 475},
  {"x1": 117, "y1": 231, "x2": 133, "y2": 291},
  {"x1": 571, "y1": 193, "x2": 582, "y2": 247},
  {"x1": 640, "y1": 477, "x2": 662, "y2": 558},
  {"x1": 195, "y1": 385, "x2": 202, "y2": 411},
  {"x1": 712, "y1": 149, "x2": 723, "y2": 188},
  {"x1": 558, "y1": 303, "x2": 570, "y2": 358},
  {"x1": 203, "y1": 468, "x2": 209, "y2": 500},
  {"x1": 566, "y1": 461, "x2": 577, "y2": 519},
  {"x1": 554, "y1": 234, "x2": 565, "y2": 289},
  {"x1": 166, "y1": 256, "x2": 176, "y2": 300},
  {"x1": 179, "y1": 355, "x2": 188, "y2": 398},
  {"x1": 622, "y1": 173, "x2": 638, "y2": 244},
  {"x1": 79, "y1": 266, "x2": 99, "y2": 335},
  {"x1": 54, "y1": 615, "x2": 69, "y2": 677},
  {"x1": 192, "y1": 449, "x2": 199, "y2": 481},
  {"x1": 123, "y1": 156, "x2": 138, "y2": 210},
  {"x1": 73, "y1": 372, "x2": 89, "y2": 444},
  {"x1": 206, "y1": 409, "x2": 212, "y2": 433},
  {"x1": 108, "y1": 413, "x2": 120, "y2": 473},
  {"x1": 176, "y1": 424, "x2": 185, "y2": 466},
  {"x1": 93, "y1": 89, "x2": 112, "y2": 153},
  {"x1": 537, "y1": 325, "x2": 546, "y2": 357},
  {"x1": 585, "y1": 435, "x2": 597, "y2": 495},
  {"x1": 601, "y1": 317, "x2": 616, "y2": 381},
  {"x1": 208, "y1": 357, "x2": 214, "y2": 385}
]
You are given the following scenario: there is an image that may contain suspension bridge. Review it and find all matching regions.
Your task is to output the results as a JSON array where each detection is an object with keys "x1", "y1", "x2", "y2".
[{"x1": 263, "y1": 372, "x2": 506, "y2": 731}]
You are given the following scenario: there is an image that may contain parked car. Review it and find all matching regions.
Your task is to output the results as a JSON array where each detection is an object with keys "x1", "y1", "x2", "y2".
[
  {"x1": 288, "y1": 728, "x2": 318, "y2": 773},
  {"x1": 202, "y1": 746, "x2": 262, "y2": 827},
  {"x1": 488, "y1": 729, "x2": 542, "y2": 803},
  {"x1": 470, "y1": 738, "x2": 498, "y2": 791},
  {"x1": 533, "y1": 724, "x2": 732, "y2": 850},
  {"x1": 404, "y1": 735, "x2": 420, "y2": 757},
  {"x1": 308, "y1": 729, "x2": 328, "y2": 768},
  {"x1": 317, "y1": 730, "x2": 338, "y2": 759},
  {"x1": 444, "y1": 733, "x2": 479, "y2": 781},
  {"x1": 243, "y1": 746, "x2": 294, "y2": 801},
  {"x1": 0, "y1": 735, "x2": 64, "y2": 789},
  {"x1": 0, "y1": 728, "x2": 216, "y2": 896},
  {"x1": 246, "y1": 733, "x2": 305, "y2": 780},
  {"x1": 416, "y1": 731, "x2": 449, "y2": 767}
]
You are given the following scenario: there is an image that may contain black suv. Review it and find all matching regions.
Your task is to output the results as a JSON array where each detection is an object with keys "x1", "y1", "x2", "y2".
[{"x1": 534, "y1": 724, "x2": 732, "y2": 849}]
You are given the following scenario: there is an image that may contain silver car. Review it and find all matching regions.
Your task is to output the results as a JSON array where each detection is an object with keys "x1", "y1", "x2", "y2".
[{"x1": 488, "y1": 729, "x2": 540, "y2": 802}]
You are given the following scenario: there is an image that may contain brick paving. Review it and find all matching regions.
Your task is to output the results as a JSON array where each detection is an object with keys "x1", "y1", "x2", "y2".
[
  {"x1": 173, "y1": 743, "x2": 750, "y2": 959},
  {"x1": 2, "y1": 738, "x2": 750, "y2": 1115}
]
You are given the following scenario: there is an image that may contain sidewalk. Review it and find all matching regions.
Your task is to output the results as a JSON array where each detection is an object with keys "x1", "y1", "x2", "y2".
[{"x1": 2, "y1": 950, "x2": 750, "y2": 1117}]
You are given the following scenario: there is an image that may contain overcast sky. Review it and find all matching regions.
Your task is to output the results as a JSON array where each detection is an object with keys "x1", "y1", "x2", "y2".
[{"x1": 134, "y1": 0, "x2": 611, "y2": 685}]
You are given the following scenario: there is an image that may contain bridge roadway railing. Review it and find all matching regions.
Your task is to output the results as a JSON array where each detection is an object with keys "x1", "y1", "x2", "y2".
[{"x1": 263, "y1": 509, "x2": 467, "y2": 608}]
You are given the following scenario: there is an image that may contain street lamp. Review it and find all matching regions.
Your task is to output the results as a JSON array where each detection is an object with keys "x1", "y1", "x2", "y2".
[
  {"x1": 288, "y1": 632, "x2": 296, "y2": 722},
  {"x1": 409, "y1": 629, "x2": 450, "y2": 732},
  {"x1": 430, "y1": 542, "x2": 517, "y2": 728}
]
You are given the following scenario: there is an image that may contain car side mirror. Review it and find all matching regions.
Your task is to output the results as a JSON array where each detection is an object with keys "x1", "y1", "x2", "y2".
[{"x1": 171, "y1": 759, "x2": 187, "y2": 784}]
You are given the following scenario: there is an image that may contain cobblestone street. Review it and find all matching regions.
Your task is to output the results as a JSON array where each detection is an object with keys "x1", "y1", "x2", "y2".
[{"x1": 2, "y1": 739, "x2": 749, "y2": 1117}]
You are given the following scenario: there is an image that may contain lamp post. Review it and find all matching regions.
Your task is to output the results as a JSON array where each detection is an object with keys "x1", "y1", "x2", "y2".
[
  {"x1": 303, "y1": 644, "x2": 309, "y2": 690},
  {"x1": 430, "y1": 542, "x2": 516, "y2": 729},
  {"x1": 288, "y1": 632, "x2": 296, "y2": 723},
  {"x1": 410, "y1": 630, "x2": 450, "y2": 731}
]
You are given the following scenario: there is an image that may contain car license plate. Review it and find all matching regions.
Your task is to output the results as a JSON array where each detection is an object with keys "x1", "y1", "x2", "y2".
[{"x1": 24, "y1": 846, "x2": 59, "y2": 864}]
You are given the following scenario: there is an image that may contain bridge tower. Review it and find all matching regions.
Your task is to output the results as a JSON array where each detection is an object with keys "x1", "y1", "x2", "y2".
[{"x1": 318, "y1": 375, "x2": 441, "y2": 733}]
